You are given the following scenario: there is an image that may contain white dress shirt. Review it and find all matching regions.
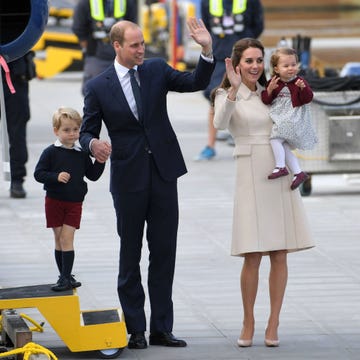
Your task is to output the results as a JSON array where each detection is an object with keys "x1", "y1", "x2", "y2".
[{"x1": 114, "y1": 61, "x2": 140, "y2": 120}]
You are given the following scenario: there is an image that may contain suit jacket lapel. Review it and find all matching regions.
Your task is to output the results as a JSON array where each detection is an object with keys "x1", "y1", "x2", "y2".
[
  {"x1": 107, "y1": 67, "x2": 127, "y2": 104},
  {"x1": 105, "y1": 66, "x2": 141, "y2": 123}
]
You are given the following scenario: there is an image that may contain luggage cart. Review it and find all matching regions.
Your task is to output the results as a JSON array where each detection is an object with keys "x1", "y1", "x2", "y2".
[
  {"x1": 295, "y1": 90, "x2": 360, "y2": 195},
  {"x1": 0, "y1": 284, "x2": 127, "y2": 359}
]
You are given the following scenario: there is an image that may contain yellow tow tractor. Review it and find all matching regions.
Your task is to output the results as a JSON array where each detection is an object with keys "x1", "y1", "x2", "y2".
[
  {"x1": 0, "y1": 284, "x2": 127, "y2": 359},
  {"x1": 32, "y1": 1, "x2": 83, "y2": 79}
]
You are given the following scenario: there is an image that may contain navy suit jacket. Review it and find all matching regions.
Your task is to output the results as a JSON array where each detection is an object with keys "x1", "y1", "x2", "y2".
[{"x1": 80, "y1": 56, "x2": 215, "y2": 192}]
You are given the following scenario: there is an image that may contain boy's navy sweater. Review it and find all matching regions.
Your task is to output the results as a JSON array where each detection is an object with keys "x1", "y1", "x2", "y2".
[{"x1": 34, "y1": 145, "x2": 105, "y2": 202}]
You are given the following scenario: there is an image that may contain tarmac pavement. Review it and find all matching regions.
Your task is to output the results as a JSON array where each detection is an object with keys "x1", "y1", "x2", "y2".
[{"x1": 1, "y1": 72, "x2": 360, "y2": 359}]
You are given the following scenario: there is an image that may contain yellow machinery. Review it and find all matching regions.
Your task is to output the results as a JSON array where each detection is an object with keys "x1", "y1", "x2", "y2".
[
  {"x1": 32, "y1": 32, "x2": 83, "y2": 78},
  {"x1": 32, "y1": 3, "x2": 83, "y2": 79},
  {"x1": 0, "y1": 284, "x2": 127, "y2": 359},
  {"x1": 142, "y1": 2, "x2": 168, "y2": 51},
  {"x1": 141, "y1": 1, "x2": 198, "y2": 69},
  {"x1": 33, "y1": 1, "x2": 199, "y2": 78}
]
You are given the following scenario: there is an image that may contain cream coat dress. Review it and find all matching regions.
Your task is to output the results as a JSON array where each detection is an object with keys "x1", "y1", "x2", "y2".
[{"x1": 214, "y1": 83, "x2": 315, "y2": 256}]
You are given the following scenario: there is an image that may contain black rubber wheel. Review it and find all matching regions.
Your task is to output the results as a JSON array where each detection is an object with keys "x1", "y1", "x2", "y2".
[
  {"x1": 300, "y1": 174, "x2": 312, "y2": 196},
  {"x1": 96, "y1": 348, "x2": 124, "y2": 359},
  {"x1": 0, "y1": 346, "x2": 14, "y2": 360}
]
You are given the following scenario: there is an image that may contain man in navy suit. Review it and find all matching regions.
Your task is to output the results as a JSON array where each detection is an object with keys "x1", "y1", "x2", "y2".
[{"x1": 80, "y1": 19, "x2": 215, "y2": 349}]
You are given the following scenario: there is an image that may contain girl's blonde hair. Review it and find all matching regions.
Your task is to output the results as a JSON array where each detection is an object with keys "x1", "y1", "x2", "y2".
[
  {"x1": 270, "y1": 47, "x2": 299, "y2": 76},
  {"x1": 52, "y1": 107, "x2": 82, "y2": 129}
]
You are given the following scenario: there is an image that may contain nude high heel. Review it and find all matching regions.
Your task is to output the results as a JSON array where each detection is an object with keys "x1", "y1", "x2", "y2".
[
  {"x1": 237, "y1": 338, "x2": 253, "y2": 347},
  {"x1": 238, "y1": 323, "x2": 254, "y2": 347},
  {"x1": 264, "y1": 338, "x2": 280, "y2": 347},
  {"x1": 265, "y1": 324, "x2": 279, "y2": 347}
]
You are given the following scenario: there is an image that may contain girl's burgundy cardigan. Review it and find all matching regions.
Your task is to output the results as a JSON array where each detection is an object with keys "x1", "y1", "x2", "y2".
[{"x1": 261, "y1": 76, "x2": 313, "y2": 107}]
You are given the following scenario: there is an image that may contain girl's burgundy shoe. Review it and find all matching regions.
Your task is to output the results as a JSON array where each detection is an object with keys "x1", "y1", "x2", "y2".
[
  {"x1": 268, "y1": 167, "x2": 289, "y2": 179},
  {"x1": 291, "y1": 171, "x2": 309, "y2": 190}
]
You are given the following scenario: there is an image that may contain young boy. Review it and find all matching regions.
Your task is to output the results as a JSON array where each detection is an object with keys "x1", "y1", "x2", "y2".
[{"x1": 34, "y1": 107, "x2": 106, "y2": 291}]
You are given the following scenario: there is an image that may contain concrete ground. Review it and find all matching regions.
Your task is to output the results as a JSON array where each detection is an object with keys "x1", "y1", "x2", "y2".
[{"x1": 1, "y1": 72, "x2": 360, "y2": 359}]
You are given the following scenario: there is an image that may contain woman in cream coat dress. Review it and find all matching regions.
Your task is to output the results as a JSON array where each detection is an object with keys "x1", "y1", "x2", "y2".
[{"x1": 213, "y1": 38, "x2": 315, "y2": 348}]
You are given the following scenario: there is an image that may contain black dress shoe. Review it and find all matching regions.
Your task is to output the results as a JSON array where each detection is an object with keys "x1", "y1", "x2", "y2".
[
  {"x1": 149, "y1": 332, "x2": 187, "y2": 347},
  {"x1": 51, "y1": 276, "x2": 72, "y2": 292},
  {"x1": 10, "y1": 182, "x2": 26, "y2": 198},
  {"x1": 55, "y1": 275, "x2": 81, "y2": 289},
  {"x1": 70, "y1": 275, "x2": 82, "y2": 288},
  {"x1": 128, "y1": 332, "x2": 147, "y2": 349}
]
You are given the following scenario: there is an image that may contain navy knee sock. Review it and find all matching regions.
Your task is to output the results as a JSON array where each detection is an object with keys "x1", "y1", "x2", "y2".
[
  {"x1": 61, "y1": 250, "x2": 75, "y2": 279},
  {"x1": 55, "y1": 249, "x2": 62, "y2": 273}
]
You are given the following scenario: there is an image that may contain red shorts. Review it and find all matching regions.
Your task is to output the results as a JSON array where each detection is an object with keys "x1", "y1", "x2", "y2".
[{"x1": 45, "y1": 196, "x2": 83, "y2": 229}]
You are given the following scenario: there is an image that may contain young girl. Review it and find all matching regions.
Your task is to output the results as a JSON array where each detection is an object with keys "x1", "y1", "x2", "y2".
[
  {"x1": 34, "y1": 107, "x2": 105, "y2": 291},
  {"x1": 261, "y1": 47, "x2": 317, "y2": 190}
]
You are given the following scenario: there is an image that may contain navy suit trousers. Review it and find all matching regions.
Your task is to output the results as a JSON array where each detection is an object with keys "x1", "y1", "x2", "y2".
[{"x1": 112, "y1": 155, "x2": 178, "y2": 334}]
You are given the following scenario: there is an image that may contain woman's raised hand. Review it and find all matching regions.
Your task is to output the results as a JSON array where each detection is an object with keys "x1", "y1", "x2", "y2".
[{"x1": 225, "y1": 58, "x2": 241, "y2": 100}]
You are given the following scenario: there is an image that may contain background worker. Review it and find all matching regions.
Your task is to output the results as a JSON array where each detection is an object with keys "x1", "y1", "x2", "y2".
[
  {"x1": 2, "y1": 51, "x2": 36, "y2": 198},
  {"x1": 72, "y1": 0, "x2": 138, "y2": 95},
  {"x1": 195, "y1": 0, "x2": 264, "y2": 160}
]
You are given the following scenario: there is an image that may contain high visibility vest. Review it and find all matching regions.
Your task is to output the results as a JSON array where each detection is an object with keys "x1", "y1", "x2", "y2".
[
  {"x1": 209, "y1": 0, "x2": 247, "y2": 17},
  {"x1": 89, "y1": 0, "x2": 126, "y2": 21},
  {"x1": 209, "y1": 0, "x2": 248, "y2": 36}
]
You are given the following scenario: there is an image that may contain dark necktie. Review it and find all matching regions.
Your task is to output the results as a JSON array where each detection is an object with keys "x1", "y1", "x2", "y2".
[{"x1": 128, "y1": 68, "x2": 142, "y2": 122}]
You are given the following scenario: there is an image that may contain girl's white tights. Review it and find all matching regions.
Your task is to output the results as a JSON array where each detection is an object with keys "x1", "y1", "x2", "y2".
[{"x1": 270, "y1": 138, "x2": 301, "y2": 175}]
